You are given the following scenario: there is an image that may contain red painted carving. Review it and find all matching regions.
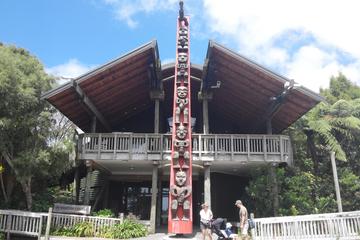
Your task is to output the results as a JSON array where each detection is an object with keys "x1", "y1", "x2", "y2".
[{"x1": 168, "y1": 1, "x2": 193, "y2": 234}]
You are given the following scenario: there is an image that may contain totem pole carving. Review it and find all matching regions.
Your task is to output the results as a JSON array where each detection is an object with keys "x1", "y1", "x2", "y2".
[
  {"x1": 168, "y1": 0, "x2": 193, "y2": 234},
  {"x1": 170, "y1": 170, "x2": 192, "y2": 220},
  {"x1": 175, "y1": 86, "x2": 189, "y2": 124}
]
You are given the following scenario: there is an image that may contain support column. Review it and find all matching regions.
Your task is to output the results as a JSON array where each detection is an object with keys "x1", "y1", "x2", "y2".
[
  {"x1": 156, "y1": 174, "x2": 162, "y2": 227},
  {"x1": 269, "y1": 164, "x2": 279, "y2": 216},
  {"x1": 84, "y1": 117, "x2": 96, "y2": 205},
  {"x1": 203, "y1": 98, "x2": 209, "y2": 134},
  {"x1": 83, "y1": 160, "x2": 92, "y2": 205},
  {"x1": 199, "y1": 91, "x2": 212, "y2": 134},
  {"x1": 150, "y1": 161, "x2": 159, "y2": 234},
  {"x1": 150, "y1": 90, "x2": 164, "y2": 134},
  {"x1": 74, "y1": 167, "x2": 80, "y2": 204},
  {"x1": 154, "y1": 99, "x2": 160, "y2": 133},
  {"x1": 267, "y1": 118, "x2": 279, "y2": 216},
  {"x1": 204, "y1": 162, "x2": 211, "y2": 208}
]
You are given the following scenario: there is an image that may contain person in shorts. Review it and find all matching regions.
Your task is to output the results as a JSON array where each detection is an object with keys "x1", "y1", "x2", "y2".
[
  {"x1": 199, "y1": 202, "x2": 213, "y2": 240},
  {"x1": 235, "y1": 200, "x2": 249, "y2": 239}
]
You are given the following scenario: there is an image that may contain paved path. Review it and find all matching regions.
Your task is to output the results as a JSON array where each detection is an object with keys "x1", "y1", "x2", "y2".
[{"x1": 41, "y1": 232, "x2": 218, "y2": 240}]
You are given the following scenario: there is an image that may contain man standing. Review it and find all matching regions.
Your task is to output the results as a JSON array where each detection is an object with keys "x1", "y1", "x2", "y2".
[{"x1": 235, "y1": 200, "x2": 248, "y2": 239}]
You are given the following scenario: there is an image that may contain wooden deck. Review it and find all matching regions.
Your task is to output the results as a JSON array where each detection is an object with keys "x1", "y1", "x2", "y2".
[{"x1": 78, "y1": 133, "x2": 293, "y2": 165}]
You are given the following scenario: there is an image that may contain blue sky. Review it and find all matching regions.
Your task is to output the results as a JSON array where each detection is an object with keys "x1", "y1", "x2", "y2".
[{"x1": 1, "y1": 0, "x2": 360, "y2": 92}]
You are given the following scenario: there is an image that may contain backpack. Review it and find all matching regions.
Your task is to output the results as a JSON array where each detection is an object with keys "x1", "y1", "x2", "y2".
[{"x1": 248, "y1": 218, "x2": 255, "y2": 229}]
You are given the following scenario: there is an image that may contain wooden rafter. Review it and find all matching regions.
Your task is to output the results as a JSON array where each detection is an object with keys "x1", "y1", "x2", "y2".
[{"x1": 72, "y1": 80, "x2": 112, "y2": 132}]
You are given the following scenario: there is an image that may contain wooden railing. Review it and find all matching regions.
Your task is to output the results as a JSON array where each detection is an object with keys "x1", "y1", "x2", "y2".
[
  {"x1": 0, "y1": 210, "x2": 141, "y2": 238},
  {"x1": 0, "y1": 210, "x2": 43, "y2": 239},
  {"x1": 47, "y1": 213, "x2": 123, "y2": 234},
  {"x1": 79, "y1": 133, "x2": 293, "y2": 164},
  {"x1": 253, "y1": 211, "x2": 360, "y2": 240}
]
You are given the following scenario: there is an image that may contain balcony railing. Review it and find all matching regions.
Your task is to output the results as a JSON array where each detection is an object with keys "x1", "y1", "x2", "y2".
[{"x1": 78, "y1": 133, "x2": 293, "y2": 164}]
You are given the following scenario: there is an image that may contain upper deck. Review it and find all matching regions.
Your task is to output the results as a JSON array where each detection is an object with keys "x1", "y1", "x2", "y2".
[{"x1": 78, "y1": 132, "x2": 293, "y2": 166}]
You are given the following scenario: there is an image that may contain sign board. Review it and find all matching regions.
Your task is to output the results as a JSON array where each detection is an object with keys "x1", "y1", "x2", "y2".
[{"x1": 53, "y1": 203, "x2": 91, "y2": 215}]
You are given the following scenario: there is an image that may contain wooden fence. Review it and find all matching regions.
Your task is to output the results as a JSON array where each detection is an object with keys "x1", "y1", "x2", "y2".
[
  {"x1": 1, "y1": 209, "x2": 359, "y2": 239},
  {"x1": 253, "y1": 211, "x2": 360, "y2": 240},
  {"x1": 0, "y1": 210, "x2": 43, "y2": 239}
]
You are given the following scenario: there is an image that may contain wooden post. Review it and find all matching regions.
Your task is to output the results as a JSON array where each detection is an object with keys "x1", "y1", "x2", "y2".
[
  {"x1": 91, "y1": 115, "x2": 97, "y2": 133},
  {"x1": 331, "y1": 151, "x2": 343, "y2": 212},
  {"x1": 149, "y1": 162, "x2": 159, "y2": 234},
  {"x1": 84, "y1": 161, "x2": 93, "y2": 205},
  {"x1": 74, "y1": 166, "x2": 80, "y2": 204},
  {"x1": 38, "y1": 214, "x2": 43, "y2": 240},
  {"x1": 154, "y1": 99, "x2": 160, "y2": 134},
  {"x1": 203, "y1": 97, "x2": 209, "y2": 134},
  {"x1": 204, "y1": 163, "x2": 211, "y2": 208},
  {"x1": 44, "y1": 208, "x2": 53, "y2": 240},
  {"x1": 6, "y1": 212, "x2": 11, "y2": 240},
  {"x1": 267, "y1": 119, "x2": 279, "y2": 216}
]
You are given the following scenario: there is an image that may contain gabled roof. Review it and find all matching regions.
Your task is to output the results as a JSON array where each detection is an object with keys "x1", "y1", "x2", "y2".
[
  {"x1": 201, "y1": 41, "x2": 323, "y2": 133},
  {"x1": 42, "y1": 40, "x2": 323, "y2": 133},
  {"x1": 42, "y1": 40, "x2": 161, "y2": 132}
]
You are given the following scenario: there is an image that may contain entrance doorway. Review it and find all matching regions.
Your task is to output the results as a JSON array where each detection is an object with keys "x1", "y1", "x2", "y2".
[{"x1": 107, "y1": 181, "x2": 152, "y2": 220}]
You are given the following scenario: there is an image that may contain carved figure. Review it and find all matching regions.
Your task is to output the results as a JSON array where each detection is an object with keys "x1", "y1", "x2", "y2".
[
  {"x1": 175, "y1": 86, "x2": 189, "y2": 124},
  {"x1": 177, "y1": 63, "x2": 189, "y2": 84},
  {"x1": 173, "y1": 139, "x2": 190, "y2": 168},
  {"x1": 170, "y1": 170, "x2": 192, "y2": 220},
  {"x1": 178, "y1": 35, "x2": 188, "y2": 51},
  {"x1": 179, "y1": 26, "x2": 188, "y2": 36},
  {"x1": 176, "y1": 123, "x2": 187, "y2": 139},
  {"x1": 178, "y1": 52, "x2": 188, "y2": 63}
]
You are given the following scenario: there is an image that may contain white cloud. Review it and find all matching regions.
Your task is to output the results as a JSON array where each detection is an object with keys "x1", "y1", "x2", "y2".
[
  {"x1": 99, "y1": 0, "x2": 360, "y2": 92},
  {"x1": 102, "y1": 0, "x2": 178, "y2": 28},
  {"x1": 46, "y1": 59, "x2": 96, "y2": 84},
  {"x1": 202, "y1": 0, "x2": 360, "y2": 92}
]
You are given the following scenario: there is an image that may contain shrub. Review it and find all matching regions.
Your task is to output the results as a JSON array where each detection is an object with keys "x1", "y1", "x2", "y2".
[
  {"x1": 51, "y1": 219, "x2": 147, "y2": 239},
  {"x1": 0, "y1": 232, "x2": 4, "y2": 240},
  {"x1": 92, "y1": 208, "x2": 115, "y2": 218},
  {"x1": 100, "y1": 220, "x2": 147, "y2": 239},
  {"x1": 51, "y1": 221, "x2": 94, "y2": 237}
]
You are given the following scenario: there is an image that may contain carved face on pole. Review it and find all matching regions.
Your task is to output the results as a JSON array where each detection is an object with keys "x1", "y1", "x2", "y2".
[
  {"x1": 177, "y1": 86, "x2": 188, "y2": 99},
  {"x1": 175, "y1": 171, "x2": 187, "y2": 186},
  {"x1": 176, "y1": 123, "x2": 187, "y2": 139}
]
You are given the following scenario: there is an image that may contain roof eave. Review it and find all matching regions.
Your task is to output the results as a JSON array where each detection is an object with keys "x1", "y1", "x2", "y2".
[{"x1": 41, "y1": 40, "x2": 158, "y2": 100}]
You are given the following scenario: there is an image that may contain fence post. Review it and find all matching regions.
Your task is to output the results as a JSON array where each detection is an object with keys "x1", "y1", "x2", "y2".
[
  {"x1": 6, "y1": 212, "x2": 11, "y2": 240},
  {"x1": 45, "y1": 207, "x2": 53, "y2": 240},
  {"x1": 38, "y1": 214, "x2": 43, "y2": 240}
]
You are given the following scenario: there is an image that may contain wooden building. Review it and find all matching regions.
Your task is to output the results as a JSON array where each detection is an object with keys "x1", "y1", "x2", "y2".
[{"x1": 42, "y1": 39, "x2": 323, "y2": 232}]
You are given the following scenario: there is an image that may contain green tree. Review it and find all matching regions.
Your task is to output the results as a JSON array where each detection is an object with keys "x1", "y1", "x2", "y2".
[{"x1": 0, "y1": 44, "x2": 72, "y2": 209}]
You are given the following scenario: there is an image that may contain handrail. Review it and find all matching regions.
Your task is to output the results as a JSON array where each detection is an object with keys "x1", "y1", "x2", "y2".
[
  {"x1": 78, "y1": 133, "x2": 292, "y2": 164},
  {"x1": 0, "y1": 210, "x2": 43, "y2": 239},
  {"x1": 253, "y1": 211, "x2": 360, "y2": 239}
]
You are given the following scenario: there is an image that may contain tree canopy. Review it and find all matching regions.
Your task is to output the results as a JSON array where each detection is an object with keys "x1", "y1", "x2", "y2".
[{"x1": 0, "y1": 44, "x2": 73, "y2": 210}]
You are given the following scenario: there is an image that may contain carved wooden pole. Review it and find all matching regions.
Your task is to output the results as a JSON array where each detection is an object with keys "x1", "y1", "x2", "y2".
[{"x1": 168, "y1": 0, "x2": 193, "y2": 234}]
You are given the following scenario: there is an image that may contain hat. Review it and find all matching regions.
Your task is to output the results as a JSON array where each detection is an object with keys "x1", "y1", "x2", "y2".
[
  {"x1": 201, "y1": 202, "x2": 209, "y2": 208},
  {"x1": 235, "y1": 200, "x2": 242, "y2": 205},
  {"x1": 226, "y1": 222, "x2": 232, "y2": 228}
]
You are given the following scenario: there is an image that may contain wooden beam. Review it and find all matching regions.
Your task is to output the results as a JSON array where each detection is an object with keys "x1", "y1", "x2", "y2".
[{"x1": 72, "y1": 80, "x2": 112, "y2": 132}]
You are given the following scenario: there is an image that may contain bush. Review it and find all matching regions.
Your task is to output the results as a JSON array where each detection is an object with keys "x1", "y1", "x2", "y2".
[
  {"x1": 92, "y1": 208, "x2": 115, "y2": 218},
  {"x1": 51, "y1": 220, "x2": 147, "y2": 239},
  {"x1": 101, "y1": 220, "x2": 147, "y2": 239},
  {"x1": 0, "y1": 232, "x2": 4, "y2": 240},
  {"x1": 51, "y1": 221, "x2": 94, "y2": 237}
]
